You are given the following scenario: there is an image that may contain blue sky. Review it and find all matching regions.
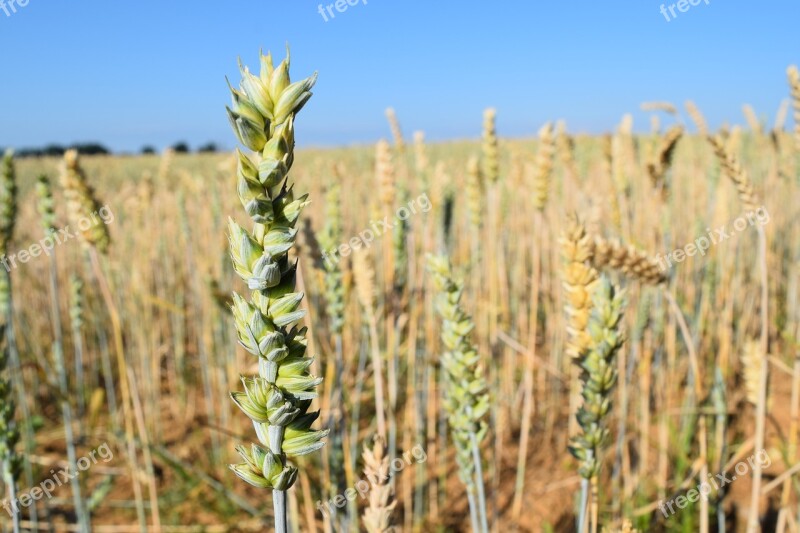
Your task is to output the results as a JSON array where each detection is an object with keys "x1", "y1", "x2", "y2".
[{"x1": 0, "y1": 0, "x2": 797, "y2": 152}]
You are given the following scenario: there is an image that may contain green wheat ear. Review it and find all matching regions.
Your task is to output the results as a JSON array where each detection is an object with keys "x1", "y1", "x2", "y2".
[
  {"x1": 225, "y1": 48, "x2": 327, "y2": 524},
  {"x1": 569, "y1": 276, "x2": 626, "y2": 478},
  {"x1": 427, "y1": 253, "x2": 490, "y2": 532},
  {"x1": 0, "y1": 150, "x2": 17, "y2": 256},
  {"x1": 318, "y1": 183, "x2": 345, "y2": 334},
  {"x1": 0, "y1": 150, "x2": 17, "y2": 312}
]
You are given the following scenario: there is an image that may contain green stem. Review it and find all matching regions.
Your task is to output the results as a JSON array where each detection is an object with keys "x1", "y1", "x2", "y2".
[
  {"x1": 2, "y1": 458, "x2": 20, "y2": 533},
  {"x1": 470, "y1": 432, "x2": 489, "y2": 533}
]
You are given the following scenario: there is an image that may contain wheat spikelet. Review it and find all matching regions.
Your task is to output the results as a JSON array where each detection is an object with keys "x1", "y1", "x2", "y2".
[
  {"x1": 649, "y1": 114, "x2": 661, "y2": 135},
  {"x1": 641, "y1": 101, "x2": 679, "y2": 116},
  {"x1": 685, "y1": 100, "x2": 708, "y2": 135},
  {"x1": 35, "y1": 174, "x2": 57, "y2": 233},
  {"x1": 376, "y1": 139, "x2": 396, "y2": 214},
  {"x1": 385, "y1": 108, "x2": 405, "y2": 152},
  {"x1": 361, "y1": 435, "x2": 397, "y2": 533},
  {"x1": 413, "y1": 130, "x2": 428, "y2": 177},
  {"x1": 555, "y1": 120, "x2": 579, "y2": 181},
  {"x1": 707, "y1": 134, "x2": 760, "y2": 212},
  {"x1": 774, "y1": 99, "x2": 790, "y2": 132},
  {"x1": 741, "y1": 340, "x2": 770, "y2": 407},
  {"x1": 318, "y1": 184, "x2": 345, "y2": 334},
  {"x1": 482, "y1": 108, "x2": 500, "y2": 184},
  {"x1": 590, "y1": 236, "x2": 667, "y2": 285},
  {"x1": 560, "y1": 215, "x2": 600, "y2": 360},
  {"x1": 532, "y1": 122, "x2": 555, "y2": 211},
  {"x1": 788, "y1": 65, "x2": 800, "y2": 152},
  {"x1": 612, "y1": 115, "x2": 635, "y2": 194},
  {"x1": 137, "y1": 170, "x2": 154, "y2": 209},
  {"x1": 0, "y1": 151, "x2": 17, "y2": 257},
  {"x1": 0, "y1": 322, "x2": 21, "y2": 516},
  {"x1": 352, "y1": 248, "x2": 377, "y2": 322},
  {"x1": 742, "y1": 104, "x2": 762, "y2": 135},
  {"x1": 646, "y1": 125, "x2": 683, "y2": 193},
  {"x1": 465, "y1": 156, "x2": 483, "y2": 231},
  {"x1": 726, "y1": 125, "x2": 743, "y2": 155},
  {"x1": 60, "y1": 150, "x2": 111, "y2": 253}
]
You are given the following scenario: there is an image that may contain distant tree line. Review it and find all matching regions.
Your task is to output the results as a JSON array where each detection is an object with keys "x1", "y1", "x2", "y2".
[
  {"x1": 13, "y1": 142, "x2": 111, "y2": 158},
  {"x1": 7, "y1": 141, "x2": 221, "y2": 158},
  {"x1": 158, "y1": 141, "x2": 219, "y2": 154}
]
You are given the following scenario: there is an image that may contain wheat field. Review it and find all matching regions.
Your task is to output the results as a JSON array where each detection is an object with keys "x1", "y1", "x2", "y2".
[{"x1": 1, "y1": 58, "x2": 800, "y2": 533}]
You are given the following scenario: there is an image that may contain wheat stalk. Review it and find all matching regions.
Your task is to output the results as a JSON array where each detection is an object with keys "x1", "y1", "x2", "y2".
[
  {"x1": 225, "y1": 48, "x2": 327, "y2": 533},
  {"x1": 352, "y1": 248, "x2": 388, "y2": 440},
  {"x1": 0, "y1": 150, "x2": 27, "y2": 533},
  {"x1": 37, "y1": 171, "x2": 91, "y2": 533}
]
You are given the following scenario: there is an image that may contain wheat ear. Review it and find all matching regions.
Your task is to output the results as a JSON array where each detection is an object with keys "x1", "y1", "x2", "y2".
[
  {"x1": 60, "y1": 150, "x2": 111, "y2": 252},
  {"x1": 646, "y1": 125, "x2": 683, "y2": 195},
  {"x1": 482, "y1": 108, "x2": 500, "y2": 185},
  {"x1": 427, "y1": 254, "x2": 490, "y2": 533},
  {"x1": 569, "y1": 277, "x2": 626, "y2": 533},
  {"x1": 590, "y1": 236, "x2": 667, "y2": 285},
  {"x1": 361, "y1": 435, "x2": 397, "y2": 533},
  {"x1": 787, "y1": 65, "x2": 800, "y2": 153},
  {"x1": 385, "y1": 108, "x2": 405, "y2": 152},
  {"x1": 532, "y1": 122, "x2": 555, "y2": 211},
  {"x1": 561, "y1": 215, "x2": 600, "y2": 361},
  {"x1": 684, "y1": 100, "x2": 709, "y2": 136},
  {"x1": 225, "y1": 48, "x2": 327, "y2": 533},
  {"x1": 707, "y1": 134, "x2": 760, "y2": 212}
]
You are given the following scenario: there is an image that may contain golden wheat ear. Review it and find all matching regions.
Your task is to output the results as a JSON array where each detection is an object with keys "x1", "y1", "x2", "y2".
[
  {"x1": 707, "y1": 134, "x2": 760, "y2": 212},
  {"x1": 361, "y1": 436, "x2": 397, "y2": 533},
  {"x1": 588, "y1": 236, "x2": 667, "y2": 286}
]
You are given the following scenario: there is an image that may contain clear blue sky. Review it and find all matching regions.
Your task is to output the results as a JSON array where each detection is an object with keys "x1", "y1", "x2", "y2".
[{"x1": 1, "y1": 0, "x2": 797, "y2": 152}]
